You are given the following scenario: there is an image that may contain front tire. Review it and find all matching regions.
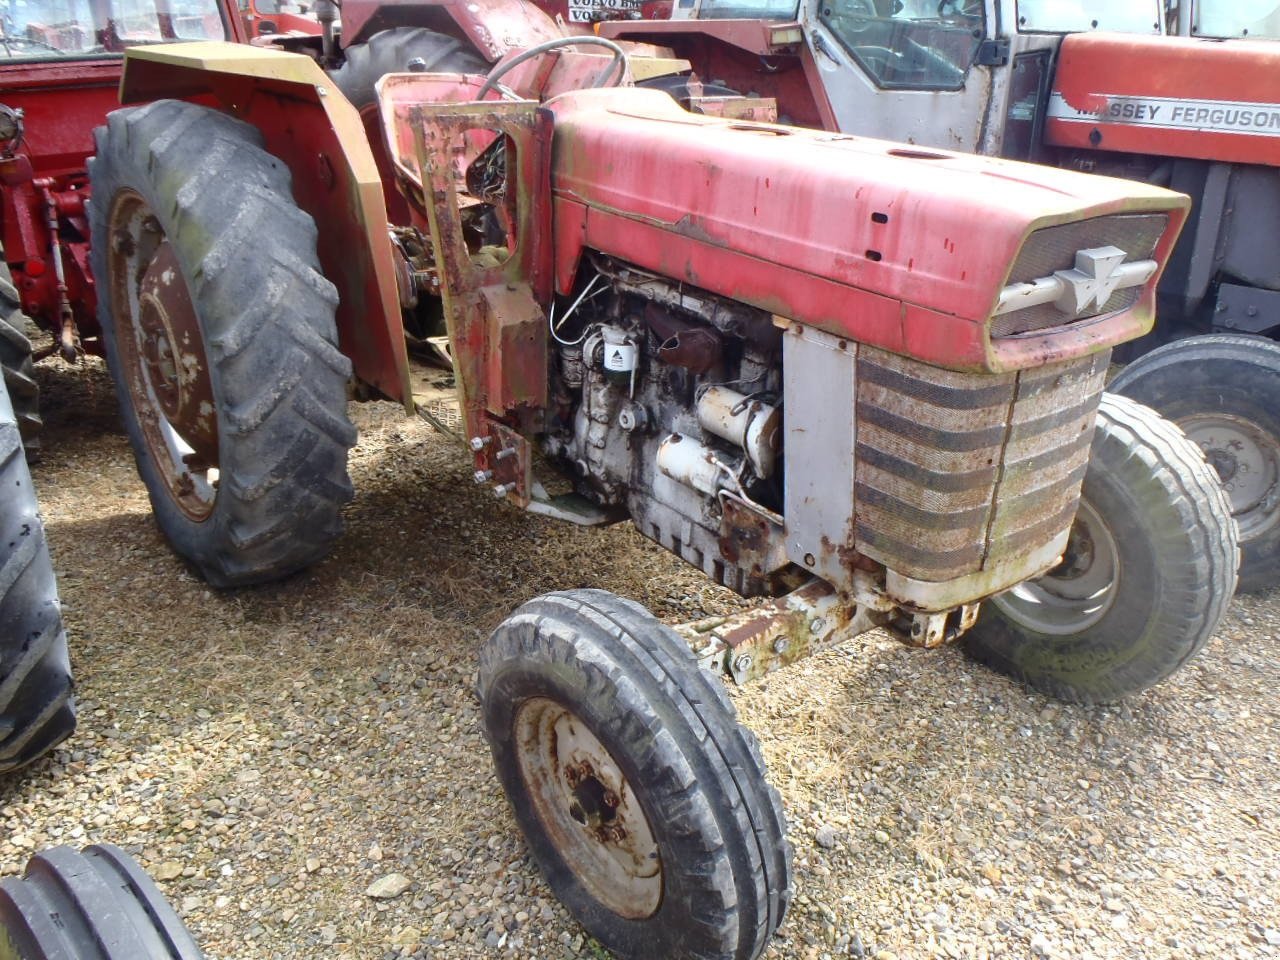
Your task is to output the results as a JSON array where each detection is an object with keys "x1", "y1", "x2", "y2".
[
  {"x1": 965, "y1": 394, "x2": 1238, "y2": 703},
  {"x1": 0, "y1": 844, "x2": 203, "y2": 959},
  {"x1": 0, "y1": 378, "x2": 74, "y2": 772},
  {"x1": 88, "y1": 100, "x2": 356, "y2": 588},
  {"x1": 1110, "y1": 333, "x2": 1280, "y2": 592},
  {"x1": 479, "y1": 590, "x2": 792, "y2": 960}
]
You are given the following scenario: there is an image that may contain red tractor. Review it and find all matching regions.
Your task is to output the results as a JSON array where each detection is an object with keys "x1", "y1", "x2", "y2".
[
  {"x1": 599, "y1": 0, "x2": 1280, "y2": 591},
  {"x1": 0, "y1": 0, "x2": 1239, "y2": 955}
]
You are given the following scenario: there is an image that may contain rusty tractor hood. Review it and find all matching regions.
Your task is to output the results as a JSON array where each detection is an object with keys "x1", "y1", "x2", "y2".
[
  {"x1": 545, "y1": 88, "x2": 1188, "y2": 374},
  {"x1": 1047, "y1": 32, "x2": 1280, "y2": 168}
]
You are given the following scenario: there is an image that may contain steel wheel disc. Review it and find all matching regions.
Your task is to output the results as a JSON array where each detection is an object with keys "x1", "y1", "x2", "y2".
[
  {"x1": 993, "y1": 499, "x2": 1119, "y2": 636},
  {"x1": 1180, "y1": 412, "x2": 1280, "y2": 541},
  {"x1": 513, "y1": 697, "x2": 662, "y2": 919},
  {"x1": 106, "y1": 189, "x2": 220, "y2": 522}
]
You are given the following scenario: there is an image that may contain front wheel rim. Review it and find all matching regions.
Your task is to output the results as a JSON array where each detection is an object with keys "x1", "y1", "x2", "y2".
[
  {"x1": 106, "y1": 189, "x2": 220, "y2": 522},
  {"x1": 514, "y1": 697, "x2": 663, "y2": 919},
  {"x1": 1180, "y1": 412, "x2": 1280, "y2": 542},
  {"x1": 993, "y1": 498, "x2": 1119, "y2": 636}
]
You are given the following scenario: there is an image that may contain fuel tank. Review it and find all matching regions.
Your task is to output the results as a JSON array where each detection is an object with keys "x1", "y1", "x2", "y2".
[
  {"x1": 1046, "y1": 33, "x2": 1280, "y2": 168},
  {"x1": 547, "y1": 87, "x2": 1188, "y2": 374}
]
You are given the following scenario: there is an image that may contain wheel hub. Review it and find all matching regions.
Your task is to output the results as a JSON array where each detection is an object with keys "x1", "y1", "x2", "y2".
[
  {"x1": 993, "y1": 498, "x2": 1120, "y2": 636},
  {"x1": 107, "y1": 190, "x2": 220, "y2": 521},
  {"x1": 1181, "y1": 412, "x2": 1280, "y2": 541},
  {"x1": 515, "y1": 698, "x2": 662, "y2": 919}
]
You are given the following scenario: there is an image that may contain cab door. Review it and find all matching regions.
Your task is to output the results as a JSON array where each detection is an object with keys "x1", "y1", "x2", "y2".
[{"x1": 799, "y1": 0, "x2": 1002, "y2": 152}]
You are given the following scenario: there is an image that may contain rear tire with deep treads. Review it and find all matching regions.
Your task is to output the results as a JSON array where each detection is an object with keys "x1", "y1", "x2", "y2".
[
  {"x1": 0, "y1": 376, "x2": 73, "y2": 773},
  {"x1": 0, "y1": 844, "x2": 203, "y2": 959},
  {"x1": 88, "y1": 100, "x2": 356, "y2": 588},
  {"x1": 964, "y1": 394, "x2": 1237, "y2": 703},
  {"x1": 331, "y1": 27, "x2": 487, "y2": 109},
  {"x1": 479, "y1": 589, "x2": 792, "y2": 960},
  {"x1": 0, "y1": 261, "x2": 40, "y2": 460}
]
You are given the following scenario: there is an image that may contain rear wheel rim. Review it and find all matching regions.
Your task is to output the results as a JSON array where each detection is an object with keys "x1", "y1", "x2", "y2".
[
  {"x1": 106, "y1": 189, "x2": 220, "y2": 522},
  {"x1": 1180, "y1": 412, "x2": 1280, "y2": 542},
  {"x1": 513, "y1": 697, "x2": 663, "y2": 919},
  {"x1": 993, "y1": 499, "x2": 1119, "y2": 636}
]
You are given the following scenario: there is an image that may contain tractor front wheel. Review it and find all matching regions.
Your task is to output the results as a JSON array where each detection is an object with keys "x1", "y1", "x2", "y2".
[
  {"x1": 479, "y1": 589, "x2": 792, "y2": 960},
  {"x1": 1111, "y1": 333, "x2": 1280, "y2": 592},
  {"x1": 88, "y1": 101, "x2": 356, "y2": 588},
  {"x1": 965, "y1": 394, "x2": 1238, "y2": 703}
]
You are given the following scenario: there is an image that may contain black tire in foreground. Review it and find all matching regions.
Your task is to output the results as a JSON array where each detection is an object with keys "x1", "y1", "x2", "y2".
[
  {"x1": 965, "y1": 393, "x2": 1238, "y2": 704},
  {"x1": 0, "y1": 844, "x2": 203, "y2": 959},
  {"x1": 88, "y1": 100, "x2": 356, "y2": 588},
  {"x1": 479, "y1": 589, "x2": 792, "y2": 960},
  {"x1": 1110, "y1": 333, "x2": 1280, "y2": 593},
  {"x1": 0, "y1": 379, "x2": 73, "y2": 773},
  {"x1": 330, "y1": 27, "x2": 487, "y2": 110},
  {"x1": 0, "y1": 261, "x2": 40, "y2": 459}
]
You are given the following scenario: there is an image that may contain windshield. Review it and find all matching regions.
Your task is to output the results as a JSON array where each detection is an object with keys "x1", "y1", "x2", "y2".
[
  {"x1": 1191, "y1": 0, "x2": 1280, "y2": 38},
  {"x1": 0, "y1": 0, "x2": 228, "y2": 59},
  {"x1": 819, "y1": 0, "x2": 984, "y2": 91},
  {"x1": 1015, "y1": 0, "x2": 1161, "y2": 34}
]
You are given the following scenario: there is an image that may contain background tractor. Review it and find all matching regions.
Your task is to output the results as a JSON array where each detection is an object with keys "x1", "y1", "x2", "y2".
[
  {"x1": 0, "y1": 0, "x2": 1242, "y2": 955},
  {"x1": 601, "y1": 0, "x2": 1280, "y2": 591}
]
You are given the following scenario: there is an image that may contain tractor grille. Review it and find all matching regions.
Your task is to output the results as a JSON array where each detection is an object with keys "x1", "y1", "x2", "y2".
[
  {"x1": 853, "y1": 347, "x2": 1108, "y2": 582},
  {"x1": 992, "y1": 212, "x2": 1168, "y2": 338}
]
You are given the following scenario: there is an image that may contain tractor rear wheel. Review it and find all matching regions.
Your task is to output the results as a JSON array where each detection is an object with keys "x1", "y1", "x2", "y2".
[
  {"x1": 88, "y1": 100, "x2": 356, "y2": 588},
  {"x1": 0, "y1": 844, "x2": 203, "y2": 959},
  {"x1": 331, "y1": 27, "x2": 487, "y2": 110},
  {"x1": 479, "y1": 589, "x2": 792, "y2": 960},
  {"x1": 0, "y1": 374, "x2": 74, "y2": 773},
  {"x1": 0, "y1": 261, "x2": 40, "y2": 460},
  {"x1": 964, "y1": 394, "x2": 1237, "y2": 703},
  {"x1": 1110, "y1": 333, "x2": 1280, "y2": 592}
]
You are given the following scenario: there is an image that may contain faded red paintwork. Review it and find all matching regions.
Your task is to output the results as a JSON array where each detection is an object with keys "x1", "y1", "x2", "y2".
[
  {"x1": 1047, "y1": 33, "x2": 1280, "y2": 167},
  {"x1": 0, "y1": 15, "x2": 249, "y2": 347},
  {"x1": 545, "y1": 88, "x2": 1185, "y2": 373}
]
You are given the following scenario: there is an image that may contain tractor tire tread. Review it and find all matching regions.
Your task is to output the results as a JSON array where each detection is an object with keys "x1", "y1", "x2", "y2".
[
  {"x1": 0, "y1": 392, "x2": 74, "y2": 773},
  {"x1": 331, "y1": 27, "x2": 488, "y2": 110},
  {"x1": 0, "y1": 259, "x2": 41, "y2": 458},
  {"x1": 479, "y1": 590, "x2": 791, "y2": 960},
  {"x1": 88, "y1": 101, "x2": 356, "y2": 587},
  {"x1": 0, "y1": 844, "x2": 204, "y2": 959}
]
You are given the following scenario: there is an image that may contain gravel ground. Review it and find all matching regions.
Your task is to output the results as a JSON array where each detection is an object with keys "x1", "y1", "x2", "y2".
[{"x1": 2, "y1": 357, "x2": 1279, "y2": 960}]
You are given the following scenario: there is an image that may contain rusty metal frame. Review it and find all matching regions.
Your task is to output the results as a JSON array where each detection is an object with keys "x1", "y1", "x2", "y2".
[{"x1": 408, "y1": 98, "x2": 553, "y2": 506}]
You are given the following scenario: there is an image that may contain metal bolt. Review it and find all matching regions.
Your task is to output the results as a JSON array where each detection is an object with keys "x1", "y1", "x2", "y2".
[
  {"x1": 493, "y1": 483, "x2": 516, "y2": 498},
  {"x1": 473, "y1": 469, "x2": 493, "y2": 484},
  {"x1": 735, "y1": 653, "x2": 754, "y2": 673},
  {"x1": 469, "y1": 436, "x2": 491, "y2": 451},
  {"x1": 809, "y1": 618, "x2": 824, "y2": 633},
  {"x1": 772, "y1": 637, "x2": 790, "y2": 654},
  {"x1": 494, "y1": 447, "x2": 517, "y2": 461},
  {"x1": 602, "y1": 790, "x2": 620, "y2": 808}
]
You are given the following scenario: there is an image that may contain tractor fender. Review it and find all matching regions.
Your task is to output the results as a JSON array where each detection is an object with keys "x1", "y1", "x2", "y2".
[{"x1": 117, "y1": 43, "x2": 412, "y2": 409}]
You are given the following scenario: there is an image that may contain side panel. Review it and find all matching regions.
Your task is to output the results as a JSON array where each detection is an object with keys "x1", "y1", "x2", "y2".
[
  {"x1": 1047, "y1": 33, "x2": 1280, "y2": 167},
  {"x1": 119, "y1": 45, "x2": 411, "y2": 406}
]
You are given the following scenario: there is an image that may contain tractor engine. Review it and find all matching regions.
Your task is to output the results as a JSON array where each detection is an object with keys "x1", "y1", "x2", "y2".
[{"x1": 545, "y1": 258, "x2": 788, "y2": 596}]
